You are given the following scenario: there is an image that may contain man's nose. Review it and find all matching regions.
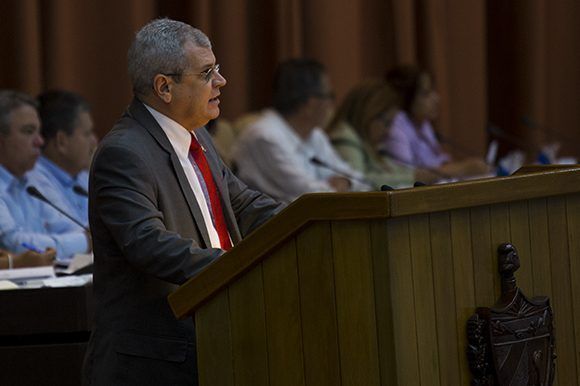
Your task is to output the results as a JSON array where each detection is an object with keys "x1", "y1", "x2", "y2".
[
  {"x1": 213, "y1": 72, "x2": 227, "y2": 87},
  {"x1": 34, "y1": 133, "x2": 44, "y2": 147},
  {"x1": 90, "y1": 133, "x2": 98, "y2": 146}
]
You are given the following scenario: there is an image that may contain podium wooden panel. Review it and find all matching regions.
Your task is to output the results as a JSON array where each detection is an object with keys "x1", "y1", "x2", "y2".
[{"x1": 170, "y1": 166, "x2": 580, "y2": 385}]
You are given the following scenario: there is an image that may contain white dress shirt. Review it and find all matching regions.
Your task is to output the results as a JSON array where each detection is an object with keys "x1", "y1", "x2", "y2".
[
  {"x1": 234, "y1": 109, "x2": 368, "y2": 203},
  {"x1": 145, "y1": 105, "x2": 222, "y2": 249}
]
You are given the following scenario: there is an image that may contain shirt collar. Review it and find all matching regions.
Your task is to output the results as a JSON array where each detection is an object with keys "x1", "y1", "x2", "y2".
[
  {"x1": 265, "y1": 109, "x2": 307, "y2": 150},
  {"x1": 0, "y1": 164, "x2": 28, "y2": 194},
  {"x1": 144, "y1": 104, "x2": 198, "y2": 160},
  {"x1": 37, "y1": 156, "x2": 76, "y2": 187}
]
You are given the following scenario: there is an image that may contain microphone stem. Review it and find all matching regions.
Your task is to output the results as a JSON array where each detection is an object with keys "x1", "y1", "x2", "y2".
[
  {"x1": 27, "y1": 187, "x2": 89, "y2": 232},
  {"x1": 310, "y1": 157, "x2": 374, "y2": 189}
]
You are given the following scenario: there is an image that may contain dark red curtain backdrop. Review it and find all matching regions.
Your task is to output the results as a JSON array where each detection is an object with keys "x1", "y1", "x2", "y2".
[{"x1": 1, "y1": 0, "x2": 579, "y2": 158}]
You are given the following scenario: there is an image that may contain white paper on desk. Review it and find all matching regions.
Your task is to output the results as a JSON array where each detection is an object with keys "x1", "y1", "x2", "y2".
[
  {"x1": 0, "y1": 266, "x2": 55, "y2": 282},
  {"x1": 0, "y1": 280, "x2": 19, "y2": 290},
  {"x1": 59, "y1": 253, "x2": 93, "y2": 274},
  {"x1": 42, "y1": 274, "x2": 92, "y2": 288}
]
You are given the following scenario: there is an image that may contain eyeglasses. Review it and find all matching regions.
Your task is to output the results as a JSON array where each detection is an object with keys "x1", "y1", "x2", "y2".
[{"x1": 163, "y1": 64, "x2": 221, "y2": 83}]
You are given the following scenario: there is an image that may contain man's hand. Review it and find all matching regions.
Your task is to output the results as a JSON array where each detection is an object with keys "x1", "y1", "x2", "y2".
[
  {"x1": 327, "y1": 176, "x2": 351, "y2": 192},
  {"x1": 439, "y1": 157, "x2": 491, "y2": 178},
  {"x1": 13, "y1": 248, "x2": 56, "y2": 268}
]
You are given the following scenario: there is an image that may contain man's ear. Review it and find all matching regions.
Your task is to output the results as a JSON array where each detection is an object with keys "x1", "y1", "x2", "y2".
[
  {"x1": 55, "y1": 130, "x2": 70, "y2": 152},
  {"x1": 152, "y1": 74, "x2": 173, "y2": 104}
]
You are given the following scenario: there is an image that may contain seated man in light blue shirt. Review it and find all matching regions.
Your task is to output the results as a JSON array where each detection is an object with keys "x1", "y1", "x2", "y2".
[
  {"x1": 35, "y1": 90, "x2": 97, "y2": 228},
  {"x1": 0, "y1": 90, "x2": 91, "y2": 261}
]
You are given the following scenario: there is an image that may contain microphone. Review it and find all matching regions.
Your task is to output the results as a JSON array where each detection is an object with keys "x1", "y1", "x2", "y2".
[
  {"x1": 73, "y1": 185, "x2": 89, "y2": 197},
  {"x1": 433, "y1": 131, "x2": 483, "y2": 160},
  {"x1": 487, "y1": 123, "x2": 537, "y2": 153},
  {"x1": 26, "y1": 186, "x2": 89, "y2": 232},
  {"x1": 380, "y1": 184, "x2": 394, "y2": 191},
  {"x1": 521, "y1": 116, "x2": 579, "y2": 163},
  {"x1": 310, "y1": 157, "x2": 375, "y2": 190},
  {"x1": 521, "y1": 116, "x2": 578, "y2": 144},
  {"x1": 377, "y1": 149, "x2": 453, "y2": 180}
]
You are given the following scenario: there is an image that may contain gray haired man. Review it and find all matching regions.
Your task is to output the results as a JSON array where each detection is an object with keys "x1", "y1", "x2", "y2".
[{"x1": 83, "y1": 18, "x2": 281, "y2": 386}]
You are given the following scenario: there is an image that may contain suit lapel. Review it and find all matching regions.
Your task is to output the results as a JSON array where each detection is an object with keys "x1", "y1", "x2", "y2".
[{"x1": 127, "y1": 99, "x2": 213, "y2": 248}]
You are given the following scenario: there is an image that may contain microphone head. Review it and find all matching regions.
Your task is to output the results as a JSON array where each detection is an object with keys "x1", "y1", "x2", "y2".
[
  {"x1": 310, "y1": 157, "x2": 323, "y2": 166},
  {"x1": 73, "y1": 185, "x2": 89, "y2": 197},
  {"x1": 380, "y1": 184, "x2": 394, "y2": 191},
  {"x1": 26, "y1": 186, "x2": 45, "y2": 200},
  {"x1": 486, "y1": 123, "x2": 502, "y2": 136}
]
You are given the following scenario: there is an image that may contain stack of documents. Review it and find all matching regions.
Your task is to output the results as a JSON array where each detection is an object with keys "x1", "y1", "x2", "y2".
[{"x1": 0, "y1": 266, "x2": 55, "y2": 287}]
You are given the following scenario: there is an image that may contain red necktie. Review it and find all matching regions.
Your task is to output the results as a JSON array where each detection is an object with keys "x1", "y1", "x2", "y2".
[{"x1": 189, "y1": 134, "x2": 232, "y2": 251}]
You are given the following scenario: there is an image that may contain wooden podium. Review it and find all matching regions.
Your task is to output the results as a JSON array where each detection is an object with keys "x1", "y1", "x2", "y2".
[{"x1": 169, "y1": 166, "x2": 580, "y2": 386}]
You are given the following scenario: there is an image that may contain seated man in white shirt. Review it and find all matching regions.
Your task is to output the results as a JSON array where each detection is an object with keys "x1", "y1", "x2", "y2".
[
  {"x1": 233, "y1": 59, "x2": 368, "y2": 203},
  {"x1": 0, "y1": 90, "x2": 91, "y2": 262},
  {"x1": 35, "y1": 90, "x2": 98, "y2": 228}
]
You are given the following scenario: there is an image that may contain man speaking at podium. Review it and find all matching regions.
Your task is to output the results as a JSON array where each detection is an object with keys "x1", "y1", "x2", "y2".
[{"x1": 84, "y1": 19, "x2": 281, "y2": 385}]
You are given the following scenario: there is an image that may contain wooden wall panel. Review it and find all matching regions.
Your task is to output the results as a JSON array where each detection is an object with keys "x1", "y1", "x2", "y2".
[
  {"x1": 528, "y1": 198, "x2": 552, "y2": 298},
  {"x1": 429, "y1": 212, "x2": 461, "y2": 385},
  {"x1": 369, "y1": 220, "x2": 398, "y2": 385},
  {"x1": 528, "y1": 198, "x2": 556, "y2": 384},
  {"x1": 408, "y1": 214, "x2": 441, "y2": 386},
  {"x1": 331, "y1": 220, "x2": 381, "y2": 386},
  {"x1": 296, "y1": 222, "x2": 341, "y2": 386},
  {"x1": 262, "y1": 239, "x2": 306, "y2": 386},
  {"x1": 566, "y1": 193, "x2": 580, "y2": 385},
  {"x1": 470, "y1": 207, "x2": 496, "y2": 306},
  {"x1": 196, "y1": 291, "x2": 234, "y2": 386},
  {"x1": 508, "y1": 201, "x2": 533, "y2": 293},
  {"x1": 547, "y1": 196, "x2": 577, "y2": 384},
  {"x1": 449, "y1": 209, "x2": 476, "y2": 385},
  {"x1": 228, "y1": 265, "x2": 269, "y2": 386},
  {"x1": 386, "y1": 218, "x2": 420, "y2": 385},
  {"x1": 489, "y1": 203, "x2": 511, "y2": 295}
]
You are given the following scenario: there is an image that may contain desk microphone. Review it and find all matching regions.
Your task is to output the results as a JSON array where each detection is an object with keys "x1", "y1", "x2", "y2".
[
  {"x1": 377, "y1": 149, "x2": 452, "y2": 180},
  {"x1": 380, "y1": 184, "x2": 394, "y2": 191},
  {"x1": 26, "y1": 186, "x2": 89, "y2": 232},
  {"x1": 434, "y1": 131, "x2": 482, "y2": 160},
  {"x1": 521, "y1": 115, "x2": 578, "y2": 144},
  {"x1": 487, "y1": 123, "x2": 537, "y2": 153},
  {"x1": 310, "y1": 157, "x2": 375, "y2": 190},
  {"x1": 73, "y1": 185, "x2": 89, "y2": 197}
]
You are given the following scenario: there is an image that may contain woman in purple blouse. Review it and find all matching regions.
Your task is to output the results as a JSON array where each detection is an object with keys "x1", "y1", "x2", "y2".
[{"x1": 380, "y1": 65, "x2": 489, "y2": 179}]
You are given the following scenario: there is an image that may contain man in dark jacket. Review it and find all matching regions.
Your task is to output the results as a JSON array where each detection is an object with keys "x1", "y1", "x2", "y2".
[{"x1": 83, "y1": 18, "x2": 281, "y2": 386}]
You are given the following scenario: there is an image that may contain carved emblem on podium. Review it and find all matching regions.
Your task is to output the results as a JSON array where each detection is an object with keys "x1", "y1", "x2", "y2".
[{"x1": 467, "y1": 242, "x2": 556, "y2": 385}]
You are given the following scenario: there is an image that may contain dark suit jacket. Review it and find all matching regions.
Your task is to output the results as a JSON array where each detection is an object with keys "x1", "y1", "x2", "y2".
[{"x1": 83, "y1": 99, "x2": 281, "y2": 386}]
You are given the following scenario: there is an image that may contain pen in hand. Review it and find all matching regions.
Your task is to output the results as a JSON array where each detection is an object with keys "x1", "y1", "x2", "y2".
[{"x1": 21, "y1": 242, "x2": 45, "y2": 254}]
